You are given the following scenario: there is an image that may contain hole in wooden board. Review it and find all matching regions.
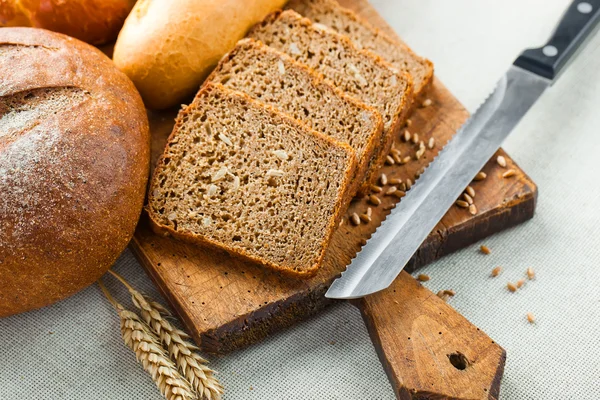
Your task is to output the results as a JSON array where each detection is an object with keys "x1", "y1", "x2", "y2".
[{"x1": 448, "y1": 352, "x2": 469, "y2": 370}]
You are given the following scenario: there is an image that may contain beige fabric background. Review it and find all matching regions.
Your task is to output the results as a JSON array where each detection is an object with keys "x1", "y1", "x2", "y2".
[{"x1": 2, "y1": 0, "x2": 600, "y2": 398}]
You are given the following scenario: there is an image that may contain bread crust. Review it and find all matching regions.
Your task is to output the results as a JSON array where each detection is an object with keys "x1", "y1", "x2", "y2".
[
  {"x1": 147, "y1": 83, "x2": 358, "y2": 278},
  {"x1": 113, "y1": 0, "x2": 288, "y2": 110},
  {"x1": 206, "y1": 38, "x2": 385, "y2": 198},
  {"x1": 0, "y1": 0, "x2": 136, "y2": 45},
  {"x1": 0, "y1": 28, "x2": 150, "y2": 317},
  {"x1": 286, "y1": 0, "x2": 434, "y2": 97}
]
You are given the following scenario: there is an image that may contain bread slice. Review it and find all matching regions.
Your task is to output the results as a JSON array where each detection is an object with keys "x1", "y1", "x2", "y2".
[
  {"x1": 247, "y1": 10, "x2": 412, "y2": 182},
  {"x1": 286, "y1": 0, "x2": 434, "y2": 97},
  {"x1": 206, "y1": 38, "x2": 384, "y2": 195},
  {"x1": 147, "y1": 83, "x2": 358, "y2": 277}
]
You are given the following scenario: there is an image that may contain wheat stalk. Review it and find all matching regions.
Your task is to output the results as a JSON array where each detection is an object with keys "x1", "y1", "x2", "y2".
[
  {"x1": 108, "y1": 271, "x2": 224, "y2": 400},
  {"x1": 98, "y1": 280, "x2": 196, "y2": 400}
]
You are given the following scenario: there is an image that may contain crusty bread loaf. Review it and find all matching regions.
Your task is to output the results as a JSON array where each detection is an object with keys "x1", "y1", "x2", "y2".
[
  {"x1": 206, "y1": 38, "x2": 383, "y2": 195},
  {"x1": 0, "y1": 28, "x2": 150, "y2": 317},
  {"x1": 247, "y1": 10, "x2": 413, "y2": 182},
  {"x1": 286, "y1": 0, "x2": 434, "y2": 97},
  {"x1": 0, "y1": 0, "x2": 136, "y2": 45},
  {"x1": 147, "y1": 83, "x2": 358, "y2": 277},
  {"x1": 113, "y1": 0, "x2": 288, "y2": 110}
]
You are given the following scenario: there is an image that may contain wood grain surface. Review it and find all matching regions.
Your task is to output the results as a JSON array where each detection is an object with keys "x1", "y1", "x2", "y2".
[
  {"x1": 357, "y1": 272, "x2": 506, "y2": 400},
  {"x1": 129, "y1": 0, "x2": 537, "y2": 358}
]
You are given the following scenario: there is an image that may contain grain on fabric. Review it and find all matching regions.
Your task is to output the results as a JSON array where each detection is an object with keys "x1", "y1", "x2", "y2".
[
  {"x1": 527, "y1": 313, "x2": 536, "y2": 323},
  {"x1": 480, "y1": 245, "x2": 491, "y2": 255},
  {"x1": 507, "y1": 282, "x2": 517, "y2": 292},
  {"x1": 516, "y1": 279, "x2": 526, "y2": 288},
  {"x1": 491, "y1": 266, "x2": 502, "y2": 277},
  {"x1": 527, "y1": 267, "x2": 535, "y2": 280},
  {"x1": 417, "y1": 274, "x2": 430, "y2": 282}
]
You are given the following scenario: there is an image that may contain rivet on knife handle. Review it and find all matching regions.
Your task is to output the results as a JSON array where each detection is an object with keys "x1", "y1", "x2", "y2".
[{"x1": 514, "y1": 0, "x2": 600, "y2": 80}]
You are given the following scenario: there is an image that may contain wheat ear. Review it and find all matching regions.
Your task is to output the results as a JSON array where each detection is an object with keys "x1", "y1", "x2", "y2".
[
  {"x1": 108, "y1": 271, "x2": 223, "y2": 400},
  {"x1": 98, "y1": 280, "x2": 196, "y2": 400}
]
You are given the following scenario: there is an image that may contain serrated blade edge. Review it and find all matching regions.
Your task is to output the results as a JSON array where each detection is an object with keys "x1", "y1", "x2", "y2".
[{"x1": 326, "y1": 66, "x2": 550, "y2": 299}]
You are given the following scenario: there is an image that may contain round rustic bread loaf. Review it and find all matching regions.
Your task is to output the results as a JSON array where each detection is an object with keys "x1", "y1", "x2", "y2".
[
  {"x1": 0, "y1": 28, "x2": 150, "y2": 317},
  {"x1": 0, "y1": 0, "x2": 136, "y2": 45}
]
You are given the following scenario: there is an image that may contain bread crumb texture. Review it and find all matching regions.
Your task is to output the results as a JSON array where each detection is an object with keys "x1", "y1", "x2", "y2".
[{"x1": 148, "y1": 84, "x2": 356, "y2": 275}]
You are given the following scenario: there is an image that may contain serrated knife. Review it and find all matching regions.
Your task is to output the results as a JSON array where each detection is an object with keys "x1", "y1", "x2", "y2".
[{"x1": 326, "y1": 0, "x2": 600, "y2": 299}]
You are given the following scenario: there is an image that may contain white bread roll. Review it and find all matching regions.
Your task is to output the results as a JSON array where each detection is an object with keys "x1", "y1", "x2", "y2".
[{"x1": 113, "y1": 0, "x2": 287, "y2": 110}]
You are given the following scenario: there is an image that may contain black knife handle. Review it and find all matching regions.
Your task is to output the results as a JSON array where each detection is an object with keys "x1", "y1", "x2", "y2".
[{"x1": 514, "y1": 0, "x2": 600, "y2": 80}]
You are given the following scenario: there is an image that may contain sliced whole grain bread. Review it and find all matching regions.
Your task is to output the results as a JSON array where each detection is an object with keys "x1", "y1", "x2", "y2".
[
  {"x1": 286, "y1": 0, "x2": 434, "y2": 98},
  {"x1": 147, "y1": 83, "x2": 358, "y2": 277},
  {"x1": 206, "y1": 38, "x2": 384, "y2": 194},
  {"x1": 247, "y1": 10, "x2": 412, "y2": 182}
]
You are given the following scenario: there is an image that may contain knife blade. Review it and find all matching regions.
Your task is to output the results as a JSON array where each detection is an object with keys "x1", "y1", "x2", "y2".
[{"x1": 326, "y1": 0, "x2": 600, "y2": 299}]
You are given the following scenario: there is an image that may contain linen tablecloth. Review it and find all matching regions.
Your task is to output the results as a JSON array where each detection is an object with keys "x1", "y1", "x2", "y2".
[{"x1": 2, "y1": 0, "x2": 599, "y2": 398}]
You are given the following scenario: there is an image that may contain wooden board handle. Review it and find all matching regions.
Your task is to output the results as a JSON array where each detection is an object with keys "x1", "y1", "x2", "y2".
[{"x1": 354, "y1": 271, "x2": 505, "y2": 400}]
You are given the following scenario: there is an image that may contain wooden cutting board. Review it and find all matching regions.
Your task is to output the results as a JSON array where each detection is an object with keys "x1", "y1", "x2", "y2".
[{"x1": 130, "y1": 0, "x2": 535, "y2": 367}]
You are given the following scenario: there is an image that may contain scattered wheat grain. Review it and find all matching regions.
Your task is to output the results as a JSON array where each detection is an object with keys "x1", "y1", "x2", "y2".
[
  {"x1": 466, "y1": 186, "x2": 476, "y2": 198},
  {"x1": 502, "y1": 169, "x2": 516, "y2": 178},
  {"x1": 527, "y1": 267, "x2": 535, "y2": 280},
  {"x1": 368, "y1": 195, "x2": 382, "y2": 206},
  {"x1": 456, "y1": 200, "x2": 469, "y2": 208},
  {"x1": 497, "y1": 155, "x2": 507, "y2": 168},
  {"x1": 380, "y1": 173, "x2": 388, "y2": 186},
  {"x1": 474, "y1": 172, "x2": 487, "y2": 181}
]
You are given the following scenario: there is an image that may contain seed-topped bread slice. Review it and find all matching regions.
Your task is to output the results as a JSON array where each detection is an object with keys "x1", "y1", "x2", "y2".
[
  {"x1": 206, "y1": 38, "x2": 383, "y2": 195},
  {"x1": 147, "y1": 83, "x2": 358, "y2": 277},
  {"x1": 247, "y1": 10, "x2": 412, "y2": 181},
  {"x1": 286, "y1": 0, "x2": 434, "y2": 97}
]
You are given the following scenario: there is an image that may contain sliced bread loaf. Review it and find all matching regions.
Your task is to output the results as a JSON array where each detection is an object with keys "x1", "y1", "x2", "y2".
[
  {"x1": 147, "y1": 83, "x2": 358, "y2": 277},
  {"x1": 206, "y1": 38, "x2": 384, "y2": 194},
  {"x1": 247, "y1": 10, "x2": 412, "y2": 180},
  {"x1": 286, "y1": 0, "x2": 434, "y2": 97}
]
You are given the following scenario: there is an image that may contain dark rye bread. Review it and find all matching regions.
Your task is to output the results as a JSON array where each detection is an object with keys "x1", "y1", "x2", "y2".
[
  {"x1": 206, "y1": 38, "x2": 383, "y2": 194},
  {"x1": 286, "y1": 0, "x2": 434, "y2": 97},
  {"x1": 147, "y1": 83, "x2": 358, "y2": 278},
  {"x1": 247, "y1": 10, "x2": 412, "y2": 183}
]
